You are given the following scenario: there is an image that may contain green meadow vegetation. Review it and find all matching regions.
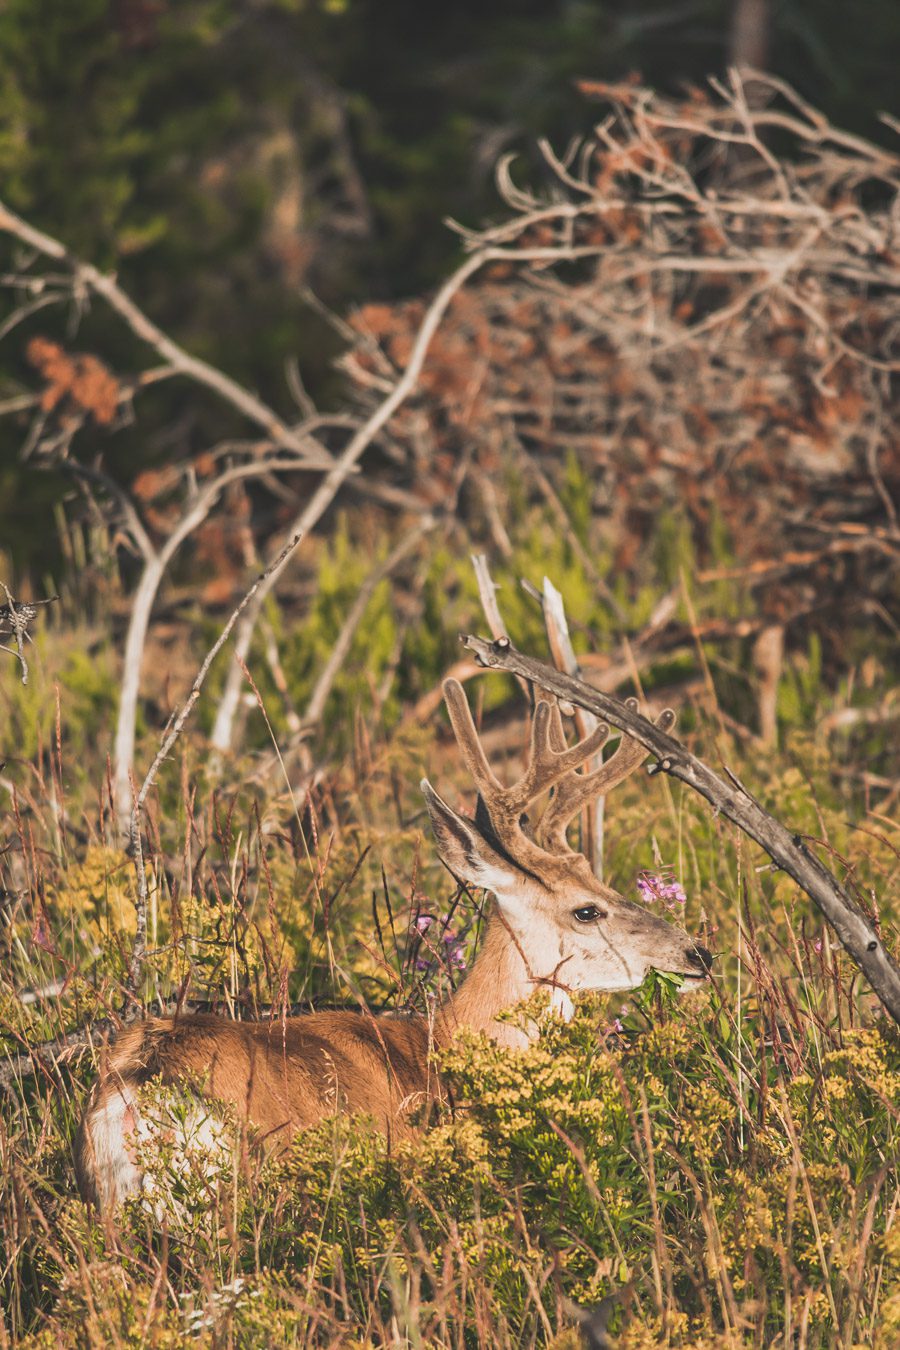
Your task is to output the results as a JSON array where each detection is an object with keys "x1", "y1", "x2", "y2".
[{"x1": 1, "y1": 514, "x2": 898, "y2": 1348}]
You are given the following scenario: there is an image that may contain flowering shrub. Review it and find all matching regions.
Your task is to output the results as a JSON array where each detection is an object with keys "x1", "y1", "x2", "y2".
[{"x1": 82, "y1": 990, "x2": 894, "y2": 1349}]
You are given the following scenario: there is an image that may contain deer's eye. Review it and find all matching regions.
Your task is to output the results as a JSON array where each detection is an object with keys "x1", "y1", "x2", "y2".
[{"x1": 573, "y1": 904, "x2": 605, "y2": 923}]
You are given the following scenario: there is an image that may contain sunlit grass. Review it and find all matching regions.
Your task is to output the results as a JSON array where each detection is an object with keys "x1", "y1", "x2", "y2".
[
  {"x1": 1, "y1": 518, "x2": 898, "y2": 1346},
  {"x1": 2, "y1": 690, "x2": 898, "y2": 1347}
]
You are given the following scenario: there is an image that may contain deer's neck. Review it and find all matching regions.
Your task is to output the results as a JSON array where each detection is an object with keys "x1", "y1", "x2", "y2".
[{"x1": 438, "y1": 909, "x2": 571, "y2": 1050}]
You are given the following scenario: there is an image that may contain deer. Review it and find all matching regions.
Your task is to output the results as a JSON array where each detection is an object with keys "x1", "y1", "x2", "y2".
[{"x1": 74, "y1": 678, "x2": 713, "y2": 1213}]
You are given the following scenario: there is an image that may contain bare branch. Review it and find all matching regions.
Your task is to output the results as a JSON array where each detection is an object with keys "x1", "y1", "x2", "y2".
[
  {"x1": 108, "y1": 455, "x2": 331, "y2": 825},
  {"x1": 210, "y1": 245, "x2": 494, "y2": 755},
  {"x1": 471, "y1": 553, "x2": 530, "y2": 703},
  {"x1": 538, "y1": 577, "x2": 606, "y2": 878},
  {"x1": 0, "y1": 198, "x2": 334, "y2": 467},
  {"x1": 0, "y1": 587, "x2": 58, "y2": 684},
  {"x1": 126, "y1": 531, "x2": 303, "y2": 1000}
]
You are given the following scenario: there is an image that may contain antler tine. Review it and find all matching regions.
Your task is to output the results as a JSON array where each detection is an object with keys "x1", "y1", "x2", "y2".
[
  {"x1": 539, "y1": 708, "x2": 611, "y2": 778},
  {"x1": 509, "y1": 702, "x2": 610, "y2": 814},
  {"x1": 442, "y1": 681, "x2": 611, "y2": 832},
  {"x1": 547, "y1": 699, "x2": 567, "y2": 754},
  {"x1": 442, "y1": 678, "x2": 504, "y2": 800},
  {"x1": 546, "y1": 695, "x2": 610, "y2": 761},
  {"x1": 512, "y1": 700, "x2": 555, "y2": 807},
  {"x1": 541, "y1": 706, "x2": 678, "y2": 853}
]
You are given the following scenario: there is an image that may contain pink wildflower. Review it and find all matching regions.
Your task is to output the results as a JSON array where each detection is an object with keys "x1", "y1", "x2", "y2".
[
  {"x1": 636, "y1": 869, "x2": 687, "y2": 909},
  {"x1": 411, "y1": 912, "x2": 466, "y2": 972},
  {"x1": 442, "y1": 930, "x2": 467, "y2": 969},
  {"x1": 31, "y1": 915, "x2": 55, "y2": 953}
]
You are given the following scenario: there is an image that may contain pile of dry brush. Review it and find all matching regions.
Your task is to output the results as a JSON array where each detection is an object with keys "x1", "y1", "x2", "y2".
[{"x1": 345, "y1": 73, "x2": 900, "y2": 641}]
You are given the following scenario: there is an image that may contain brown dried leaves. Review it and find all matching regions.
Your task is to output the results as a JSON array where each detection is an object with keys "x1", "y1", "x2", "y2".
[{"x1": 26, "y1": 337, "x2": 120, "y2": 426}]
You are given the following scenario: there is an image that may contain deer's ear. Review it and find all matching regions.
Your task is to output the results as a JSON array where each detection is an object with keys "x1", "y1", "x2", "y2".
[{"x1": 420, "y1": 779, "x2": 523, "y2": 894}]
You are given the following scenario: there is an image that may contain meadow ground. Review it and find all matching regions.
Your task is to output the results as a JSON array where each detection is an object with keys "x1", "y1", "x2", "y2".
[{"x1": 1, "y1": 536, "x2": 898, "y2": 1349}]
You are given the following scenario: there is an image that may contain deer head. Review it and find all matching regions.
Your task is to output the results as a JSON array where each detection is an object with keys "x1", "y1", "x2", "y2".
[{"x1": 421, "y1": 679, "x2": 712, "y2": 1001}]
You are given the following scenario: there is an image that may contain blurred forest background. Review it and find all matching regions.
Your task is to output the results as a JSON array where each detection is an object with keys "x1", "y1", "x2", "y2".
[
  {"x1": 0, "y1": 0, "x2": 898, "y2": 782},
  {"x1": 2, "y1": 4, "x2": 900, "y2": 1346},
  {"x1": 1, "y1": 0, "x2": 898, "y2": 564}
]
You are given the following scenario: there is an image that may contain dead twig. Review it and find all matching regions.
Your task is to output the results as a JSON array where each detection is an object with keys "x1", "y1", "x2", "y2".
[
  {"x1": 126, "y1": 531, "x2": 303, "y2": 1001},
  {"x1": 343, "y1": 73, "x2": 899, "y2": 667},
  {"x1": 0, "y1": 198, "x2": 335, "y2": 467},
  {"x1": 209, "y1": 245, "x2": 498, "y2": 755},
  {"x1": 73, "y1": 455, "x2": 312, "y2": 828},
  {"x1": 0, "y1": 588, "x2": 58, "y2": 684},
  {"x1": 535, "y1": 576, "x2": 606, "y2": 878},
  {"x1": 470, "y1": 553, "x2": 531, "y2": 704}
]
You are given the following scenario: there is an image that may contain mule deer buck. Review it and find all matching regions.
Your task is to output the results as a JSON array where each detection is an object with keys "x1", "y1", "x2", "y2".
[{"x1": 75, "y1": 679, "x2": 713, "y2": 1212}]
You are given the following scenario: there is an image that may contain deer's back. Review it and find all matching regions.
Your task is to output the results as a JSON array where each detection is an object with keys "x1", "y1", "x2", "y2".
[{"x1": 75, "y1": 1010, "x2": 439, "y2": 1212}]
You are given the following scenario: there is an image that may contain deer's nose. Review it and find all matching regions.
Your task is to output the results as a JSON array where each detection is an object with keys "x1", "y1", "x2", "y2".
[{"x1": 686, "y1": 943, "x2": 714, "y2": 973}]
